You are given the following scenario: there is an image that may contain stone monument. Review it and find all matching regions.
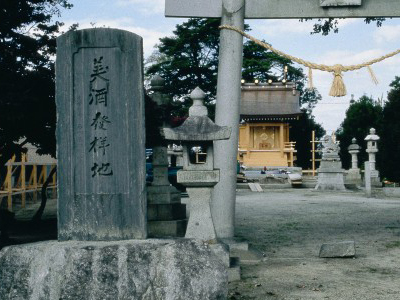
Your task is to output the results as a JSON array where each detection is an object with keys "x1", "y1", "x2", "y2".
[
  {"x1": 315, "y1": 134, "x2": 346, "y2": 191},
  {"x1": 164, "y1": 87, "x2": 231, "y2": 241},
  {"x1": 0, "y1": 29, "x2": 228, "y2": 299},
  {"x1": 365, "y1": 128, "x2": 381, "y2": 187},
  {"x1": 147, "y1": 75, "x2": 187, "y2": 238},
  {"x1": 346, "y1": 138, "x2": 362, "y2": 185},
  {"x1": 56, "y1": 28, "x2": 147, "y2": 241}
]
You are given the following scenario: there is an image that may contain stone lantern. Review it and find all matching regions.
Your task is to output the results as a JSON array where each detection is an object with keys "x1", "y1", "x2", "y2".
[
  {"x1": 146, "y1": 75, "x2": 188, "y2": 238},
  {"x1": 346, "y1": 138, "x2": 361, "y2": 185},
  {"x1": 164, "y1": 87, "x2": 231, "y2": 242},
  {"x1": 364, "y1": 128, "x2": 381, "y2": 186}
]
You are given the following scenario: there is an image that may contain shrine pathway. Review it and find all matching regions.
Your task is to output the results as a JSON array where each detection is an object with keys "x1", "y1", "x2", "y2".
[{"x1": 231, "y1": 189, "x2": 400, "y2": 300}]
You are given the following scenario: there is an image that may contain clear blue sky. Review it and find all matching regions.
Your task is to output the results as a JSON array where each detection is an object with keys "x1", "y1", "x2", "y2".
[{"x1": 58, "y1": 0, "x2": 400, "y2": 134}]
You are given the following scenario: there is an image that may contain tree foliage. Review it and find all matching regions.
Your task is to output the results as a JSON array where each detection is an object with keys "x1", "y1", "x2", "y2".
[
  {"x1": 146, "y1": 18, "x2": 316, "y2": 120},
  {"x1": 146, "y1": 18, "x2": 221, "y2": 119},
  {"x1": 302, "y1": 17, "x2": 386, "y2": 36},
  {"x1": 0, "y1": 0, "x2": 72, "y2": 169},
  {"x1": 336, "y1": 95, "x2": 383, "y2": 169},
  {"x1": 290, "y1": 110, "x2": 325, "y2": 169},
  {"x1": 381, "y1": 77, "x2": 400, "y2": 182}
]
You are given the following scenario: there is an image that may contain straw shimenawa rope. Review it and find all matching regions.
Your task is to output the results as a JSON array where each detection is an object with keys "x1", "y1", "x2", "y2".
[{"x1": 220, "y1": 25, "x2": 400, "y2": 97}]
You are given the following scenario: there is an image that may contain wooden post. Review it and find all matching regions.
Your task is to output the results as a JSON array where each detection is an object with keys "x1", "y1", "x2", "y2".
[
  {"x1": 7, "y1": 194, "x2": 12, "y2": 211},
  {"x1": 52, "y1": 164, "x2": 57, "y2": 198},
  {"x1": 32, "y1": 164, "x2": 37, "y2": 202},
  {"x1": 6, "y1": 159, "x2": 12, "y2": 193},
  {"x1": 21, "y1": 154, "x2": 26, "y2": 208},
  {"x1": 289, "y1": 146, "x2": 294, "y2": 167},
  {"x1": 246, "y1": 124, "x2": 251, "y2": 158},
  {"x1": 6, "y1": 156, "x2": 14, "y2": 211},
  {"x1": 280, "y1": 124, "x2": 284, "y2": 158},
  {"x1": 37, "y1": 165, "x2": 48, "y2": 188},
  {"x1": 312, "y1": 130, "x2": 316, "y2": 177}
]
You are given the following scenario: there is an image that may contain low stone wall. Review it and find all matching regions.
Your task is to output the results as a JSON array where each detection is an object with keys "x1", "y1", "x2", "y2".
[{"x1": 383, "y1": 187, "x2": 400, "y2": 198}]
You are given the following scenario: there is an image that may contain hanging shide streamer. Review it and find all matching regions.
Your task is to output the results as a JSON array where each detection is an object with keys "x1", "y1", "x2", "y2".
[
  {"x1": 219, "y1": 25, "x2": 400, "y2": 97},
  {"x1": 308, "y1": 67, "x2": 313, "y2": 90},
  {"x1": 367, "y1": 66, "x2": 379, "y2": 85}
]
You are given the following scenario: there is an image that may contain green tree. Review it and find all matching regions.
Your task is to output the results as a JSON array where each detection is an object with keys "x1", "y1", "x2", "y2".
[
  {"x1": 336, "y1": 95, "x2": 383, "y2": 169},
  {"x1": 145, "y1": 18, "x2": 221, "y2": 119},
  {"x1": 0, "y1": 0, "x2": 72, "y2": 170},
  {"x1": 290, "y1": 110, "x2": 325, "y2": 169},
  {"x1": 146, "y1": 18, "x2": 308, "y2": 120},
  {"x1": 381, "y1": 76, "x2": 400, "y2": 182}
]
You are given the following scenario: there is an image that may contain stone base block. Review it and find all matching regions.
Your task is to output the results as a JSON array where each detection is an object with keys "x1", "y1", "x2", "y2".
[
  {"x1": 148, "y1": 203, "x2": 186, "y2": 221},
  {"x1": 371, "y1": 176, "x2": 382, "y2": 188},
  {"x1": 315, "y1": 172, "x2": 345, "y2": 191},
  {"x1": 147, "y1": 185, "x2": 181, "y2": 204},
  {"x1": 345, "y1": 170, "x2": 362, "y2": 185},
  {"x1": 0, "y1": 239, "x2": 227, "y2": 300},
  {"x1": 319, "y1": 241, "x2": 356, "y2": 258},
  {"x1": 148, "y1": 219, "x2": 187, "y2": 238}
]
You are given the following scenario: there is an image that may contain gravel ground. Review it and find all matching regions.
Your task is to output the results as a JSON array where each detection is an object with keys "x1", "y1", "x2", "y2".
[{"x1": 229, "y1": 189, "x2": 400, "y2": 300}]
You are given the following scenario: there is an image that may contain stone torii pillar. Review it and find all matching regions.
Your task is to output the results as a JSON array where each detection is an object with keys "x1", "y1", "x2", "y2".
[
  {"x1": 212, "y1": 0, "x2": 244, "y2": 238},
  {"x1": 164, "y1": 0, "x2": 400, "y2": 239}
]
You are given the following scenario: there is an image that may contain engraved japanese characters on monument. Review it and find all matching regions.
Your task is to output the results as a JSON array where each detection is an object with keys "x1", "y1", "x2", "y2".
[
  {"x1": 88, "y1": 56, "x2": 113, "y2": 178},
  {"x1": 56, "y1": 28, "x2": 147, "y2": 241}
]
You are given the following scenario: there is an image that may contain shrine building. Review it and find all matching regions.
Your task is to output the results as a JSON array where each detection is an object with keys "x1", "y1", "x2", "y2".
[{"x1": 238, "y1": 81, "x2": 301, "y2": 168}]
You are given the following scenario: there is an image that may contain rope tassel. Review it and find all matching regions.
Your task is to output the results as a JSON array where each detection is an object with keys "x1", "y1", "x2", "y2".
[{"x1": 329, "y1": 71, "x2": 347, "y2": 97}]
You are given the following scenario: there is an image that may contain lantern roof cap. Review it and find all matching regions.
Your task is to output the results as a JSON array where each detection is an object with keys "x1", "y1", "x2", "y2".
[
  {"x1": 348, "y1": 138, "x2": 360, "y2": 151},
  {"x1": 164, "y1": 87, "x2": 231, "y2": 141},
  {"x1": 364, "y1": 128, "x2": 380, "y2": 141}
]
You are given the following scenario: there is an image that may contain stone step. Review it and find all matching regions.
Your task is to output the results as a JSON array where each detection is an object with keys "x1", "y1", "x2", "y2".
[
  {"x1": 220, "y1": 238, "x2": 249, "y2": 251},
  {"x1": 148, "y1": 203, "x2": 186, "y2": 221},
  {"x1": 221, "y1": 237, "x2": 264, "y2": 264},
  {"x1": 148, "y1": 219, "x2": 187, "y2": 238},
  {"x1": 228, "y1": 257, "x2": 241, "y2": 282},
  {"x1": 210, "y1": 243, "x2": 241, "y2": 282},
  {"x1": 230, "y1": 256, "x2": 240, "y2": 267},
  {"x1": 230, "y1": 247, "x2": 264, "y2": 265}
]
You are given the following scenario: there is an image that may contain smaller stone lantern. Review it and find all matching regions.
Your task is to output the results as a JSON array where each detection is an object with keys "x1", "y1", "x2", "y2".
[
  {"x1": 364, "y1": 128, "x2": 381, "y2": 186},
  {"x1": 164, "y1": 87, "x2": 231, "y2": 242},
  {"x1": 346, "y1": 138, "x2": 361, "y2": 185}
]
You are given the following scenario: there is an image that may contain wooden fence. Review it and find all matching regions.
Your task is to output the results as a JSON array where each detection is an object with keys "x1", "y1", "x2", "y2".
[{"x1": 0, "y1": 154, "x2": 57, "y2": 211}]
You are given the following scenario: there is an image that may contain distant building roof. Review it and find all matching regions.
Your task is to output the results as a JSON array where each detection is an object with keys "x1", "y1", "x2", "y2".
[{"x1": 240, "y1": 82, "x2": 301, "y2": 122}]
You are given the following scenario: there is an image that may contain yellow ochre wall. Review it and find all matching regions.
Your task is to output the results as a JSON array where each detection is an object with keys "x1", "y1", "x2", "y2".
[{"x1": 238, "y1": 122, "x2": 296, "y2": 167}]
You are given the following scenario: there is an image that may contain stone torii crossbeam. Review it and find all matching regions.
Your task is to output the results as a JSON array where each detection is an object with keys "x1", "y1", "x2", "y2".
[{"x1": 165, "y1": 0, "x2": 400, "y2": 239}]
